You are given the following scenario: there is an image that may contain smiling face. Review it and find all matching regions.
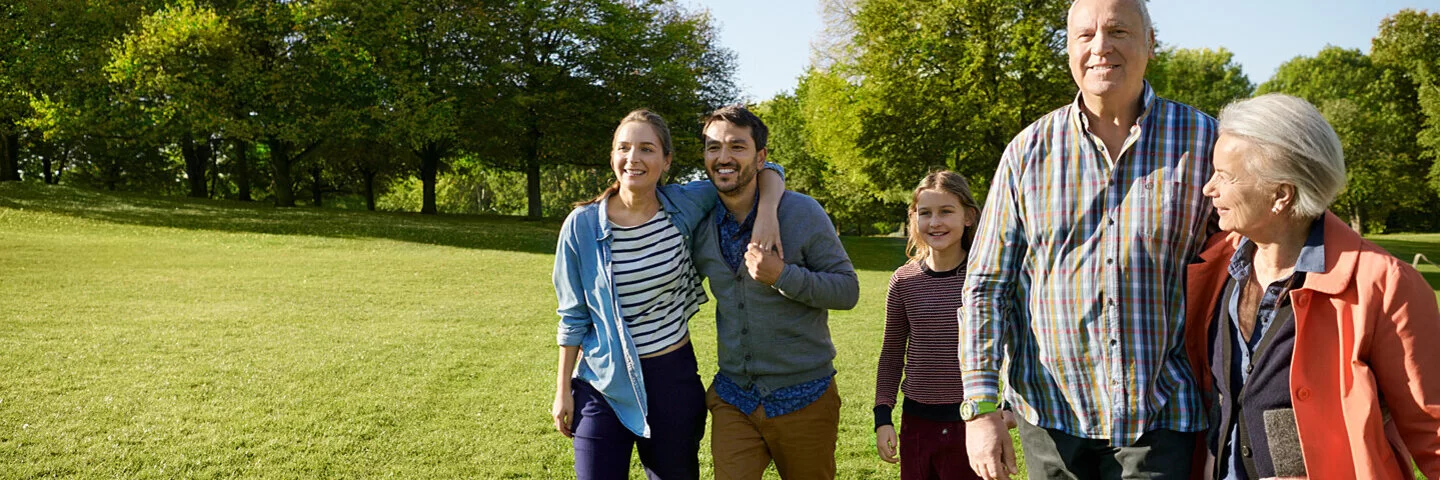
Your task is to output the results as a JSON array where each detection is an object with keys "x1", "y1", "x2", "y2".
[
  {"x1": 703, "y1": 120, "x2": 765, "y2": 196},
  {"x1": 913, "y1": 189, "x2": 972, "y2": 255},
  {"x1": 611, "y1": 121, "x2": 670, "y2": 193},
  {"x1": 1067, "y1": 0, "x2": 1153, "y2": 107},
  {"x1": 1203, "y1": 134, "x2": 1283, "y2": 236}
]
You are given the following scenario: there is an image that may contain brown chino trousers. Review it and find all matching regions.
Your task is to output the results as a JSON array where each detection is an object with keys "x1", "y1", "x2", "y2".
[{"x1": 706, "y1": 380, "x2": 841, "y2": 480}]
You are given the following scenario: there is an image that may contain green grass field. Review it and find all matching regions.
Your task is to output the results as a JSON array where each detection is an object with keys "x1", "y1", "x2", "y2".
[{"x1": 2, "y1": 182, "x2": 1437, "y2": 478}]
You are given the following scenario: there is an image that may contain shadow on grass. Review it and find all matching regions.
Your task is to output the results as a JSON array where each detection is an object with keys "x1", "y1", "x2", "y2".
[
  {"x1": 0, "y1": 182, "x2": 562, "y2": 255},
  {"x1": 3, "y1": 183, "x2": 923, "y2": 269}
]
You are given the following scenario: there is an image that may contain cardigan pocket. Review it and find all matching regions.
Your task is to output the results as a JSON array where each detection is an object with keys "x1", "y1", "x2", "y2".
[{"x1": 1263, "y1": 408, "x2": 1307, "y2": 477}]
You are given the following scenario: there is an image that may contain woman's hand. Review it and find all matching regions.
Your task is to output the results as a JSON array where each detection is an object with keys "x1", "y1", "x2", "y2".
[
  {"x1": 876, "y1": 424, "x2": 899, "y2": 463},
  {"x1": 745, "y1": 242, "x2": 784, "y2": 285},
  {"x1": 552, "y1": 389, "x2": 574, "y2": 438},
  {"x1": 751, "y1": 213, "x2": 783, "y2": 260},
  {"x1": 751, "y1": 167, "x2": 785, "y2": 257}
]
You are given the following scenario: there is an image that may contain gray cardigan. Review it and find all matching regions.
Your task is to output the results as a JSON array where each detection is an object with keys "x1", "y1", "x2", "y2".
[{"x1": 692, "y1": 191, "x2": 860, "y2": 395}]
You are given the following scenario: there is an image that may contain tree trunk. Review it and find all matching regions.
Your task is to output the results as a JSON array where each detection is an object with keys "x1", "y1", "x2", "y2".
[
  {"x1": 419, "y1": 144, "x2": 440, "y2": 215},
  {"x1": 53, "y1": 146, "x2": 68, "y2": 184},
  {"x1": 0, "y1": 124, "x2": 19, "y2": 182},
  {"x1": 234, "y1": 140, "x2": 251, "y2": 201},
  {"x1": 310, "y1": 164, "x2": 324, "y2": 207},
  {"x1": 271, "y1": 141, "x2": 296, "y2": 207},
  {"x1": 1349, "y1": 206, "x2": 1364, "y2": 235},
  {"x1": 181, "y1": 135, "x2": 209, "y2": 198},
  {"x1": 363, "y1": 168, "x2": 377, "y2": 211},
  {"x1": 103, "y1": 158, "x2": 120, "y2": 191},
  {"x1": 525, "y1": 124, "x2": 543, "y2": 220}
]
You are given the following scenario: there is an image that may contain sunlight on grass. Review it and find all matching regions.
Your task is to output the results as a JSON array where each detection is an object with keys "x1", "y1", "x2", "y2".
[{"x1": 2, "y1": 183, "x2": 1436, "y2": 478}]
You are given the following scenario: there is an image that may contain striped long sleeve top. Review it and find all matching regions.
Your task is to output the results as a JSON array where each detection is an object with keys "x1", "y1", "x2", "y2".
[
  {"x1": 875, "y1": 261, "x2": 967, "y2": 409},
  {"x1": 960, "y1": 84, "x2": 1218, "y2": 446}
]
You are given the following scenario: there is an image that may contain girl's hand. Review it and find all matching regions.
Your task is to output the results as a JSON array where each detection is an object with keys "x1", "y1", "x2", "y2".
[
  {"x1": 552, "y1": 390, "x2": 574, "y2": 438},
  {"x1": 876, "y1": 424, "x2": 899, "y2": 463}
]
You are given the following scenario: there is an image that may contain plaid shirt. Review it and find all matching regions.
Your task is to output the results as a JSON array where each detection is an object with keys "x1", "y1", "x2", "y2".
[{"x1": 961, "y1": 84, "x2": 1218, "y2": 446}]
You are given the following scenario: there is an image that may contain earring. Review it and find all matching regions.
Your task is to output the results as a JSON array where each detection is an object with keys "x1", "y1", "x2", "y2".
[{"x1": 1271, "y1": 206, "x2": 1281, "y2": 215}]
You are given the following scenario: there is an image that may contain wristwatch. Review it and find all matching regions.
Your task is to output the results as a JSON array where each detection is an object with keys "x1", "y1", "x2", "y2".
[{"x1": 959, "y1": 400, "x2": 998, "y2": 421}]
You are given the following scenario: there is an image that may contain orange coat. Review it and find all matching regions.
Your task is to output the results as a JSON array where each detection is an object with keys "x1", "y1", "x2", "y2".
[{"x1": 1184, "y1": 212, "x2": 1440, "y2": 480}]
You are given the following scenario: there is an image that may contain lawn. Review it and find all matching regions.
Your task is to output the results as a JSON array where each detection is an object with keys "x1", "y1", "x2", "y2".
[{"x1": 1, "y1": 182, "x2": 1436, "y2": 478}]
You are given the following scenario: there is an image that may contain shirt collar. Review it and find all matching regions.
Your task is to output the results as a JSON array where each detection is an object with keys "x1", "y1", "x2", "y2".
[
  {"x1": 1227, "y1": 216, "x2": 1327, "y2": 279},
  {"x1": 716, "y1": 188, "x2": 761, "y2": 230},
  {"x1": 1069, "y1": 81, "x2": 1158, "y2": 132}
]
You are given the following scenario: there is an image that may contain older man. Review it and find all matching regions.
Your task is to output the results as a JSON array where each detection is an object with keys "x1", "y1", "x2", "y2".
[{"x1": 959, "y1": 0, "x2": 1218, "y2": 479}]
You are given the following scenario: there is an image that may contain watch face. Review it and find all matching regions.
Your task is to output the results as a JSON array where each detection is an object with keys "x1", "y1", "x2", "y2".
[{"x1": 960, "y1": 401, "x2": 975, "y2": 420}]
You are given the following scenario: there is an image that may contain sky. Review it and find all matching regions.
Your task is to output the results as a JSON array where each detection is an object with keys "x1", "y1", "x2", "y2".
[{"x1": 685, "y1": 0, "x2": 1438, "y2": 102}]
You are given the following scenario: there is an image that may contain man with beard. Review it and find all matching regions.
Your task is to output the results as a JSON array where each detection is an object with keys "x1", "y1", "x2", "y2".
[{"x1": 690, "y1": 104, "x2": 860, "y2": 480}]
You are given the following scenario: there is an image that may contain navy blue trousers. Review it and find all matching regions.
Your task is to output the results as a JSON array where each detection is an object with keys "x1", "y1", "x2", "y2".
[{"x1": 571, "y1": 341, "x2": 707, "y2": 480}]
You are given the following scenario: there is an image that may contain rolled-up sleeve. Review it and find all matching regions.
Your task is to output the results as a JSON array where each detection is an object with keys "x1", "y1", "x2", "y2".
[{"x1": 554, "y1": 211, "x2": 591, "y2": 346}]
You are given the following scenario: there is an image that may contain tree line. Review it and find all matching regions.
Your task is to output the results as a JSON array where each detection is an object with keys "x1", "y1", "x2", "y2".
[
  {"x1": 753, "y1": 1, "x2": 1440, "y2": 235},
  {"x1": 3, "y1": 1, "x2": 1438, "y2": 233},
  {"x1": 2, "y1": 0, "x2": 735, "y2": 218}
]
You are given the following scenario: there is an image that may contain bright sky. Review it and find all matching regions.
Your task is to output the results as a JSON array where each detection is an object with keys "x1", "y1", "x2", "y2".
[{"x1": 686, "y1": 0, "x2": 1437, "y2": 102}]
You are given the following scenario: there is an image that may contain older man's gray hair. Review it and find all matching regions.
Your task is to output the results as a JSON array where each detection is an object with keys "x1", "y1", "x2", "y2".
[
  {"x1": 1218, "y1": 93, "x2": 1347, "y2": 219},
  {"x1": 1070, "y1": 0, "x2": 1155, "y2": 42}
]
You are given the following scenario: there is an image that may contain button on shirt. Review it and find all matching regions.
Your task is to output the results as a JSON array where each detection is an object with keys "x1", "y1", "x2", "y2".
[
  {"x1": 712, "y1": 192, "x2": 832, "y2": 416},
  {"x1": 961, "y1": 84, "x2": 1218, "y2": 445}
]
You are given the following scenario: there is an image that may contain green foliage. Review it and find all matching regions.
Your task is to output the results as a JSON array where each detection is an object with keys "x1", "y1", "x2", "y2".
[
  {"x1": 1260, "y1": 47, "x2": 1430, "y2": 233},
  {"x1": 845, "y1": 0, "x2": 1073, "y2": 194},
  {"x1": 1145, "y1": 46, "x2": 1254, "y2": 117},
  {"x1": 480, "y1": 0, "x2": 738, "y2": 219},
  {"x1": 378, "y1": 163, "x2": 614, "y2": 217},
  {"x1": 107, "y1": 3, "x2": 248, "y2": 139},
  {"x1": 1371, "y1": 9, "x2": 1440, "y2": 199}
]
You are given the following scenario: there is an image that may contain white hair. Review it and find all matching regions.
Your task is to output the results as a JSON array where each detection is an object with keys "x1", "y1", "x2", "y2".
[
  {"x1": 1069, "y1": 0, "x2": 1156, "y2": 47},
  {"x1": 1218, "y1": 93, "x2": 1347, "y2": 219}
]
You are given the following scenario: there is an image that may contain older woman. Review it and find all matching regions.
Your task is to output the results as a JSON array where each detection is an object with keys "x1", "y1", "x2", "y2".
[
  {"x1": 550, "y1": 108, "x2": 785, "y2": 480},
  {"x1": 1184, "y1": 93, "x2": 1440, "y2": 480}
]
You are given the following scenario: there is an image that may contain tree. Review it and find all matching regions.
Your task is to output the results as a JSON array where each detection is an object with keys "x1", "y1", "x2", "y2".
[
  {"x1": 1371, "y1": 9, "x2": 1440, "y2": 200},
  {"x1": 107, "y1": 3, "x2": 253, "y2": 199},
  {"x1": 486, "y1": 0, "x2": 737, "y2": 220},
  {"x1": 1260, "y1": 47, "x2": 1426, "y2": 233},
  {"x1": 12, "y1": 0, "x2": 168, "y2": 189},
  {"x1": 842, "y1": 0, "x2": 1073, "y2": 201},
  {"x1": 1145, "y1": 46, "x2": 1253, "y2": 117}
]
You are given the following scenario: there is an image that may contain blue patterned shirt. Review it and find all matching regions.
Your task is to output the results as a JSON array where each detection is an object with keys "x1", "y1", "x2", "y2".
[
  {"x1": 714, "y1": 373, "x2": 833, "y2": 418},
  {"x1": 961, "y1": 84, "x2": 1219, "y2": 446},
  {"x1": 715, "y1": 191, "x2": 759, "y2": 273}
]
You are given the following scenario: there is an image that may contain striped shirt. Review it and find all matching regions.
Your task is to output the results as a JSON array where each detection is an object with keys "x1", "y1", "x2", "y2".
[
  {"x1": 961, "y1": 84, "x2": 1218, "y2": 446},
  {"x1": 875, "y1": 261, "x2": 967, "y2": 409},
  {"x1": 611, "y1": 210, "x2": 704, "y2": 356}
]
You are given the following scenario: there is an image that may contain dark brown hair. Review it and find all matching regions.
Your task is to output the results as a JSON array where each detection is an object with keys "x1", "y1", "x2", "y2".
[
  {"x1": 577, "y1": 109, "x2": 674, "y2": 206},
  {"x1": 904, "y1": 170, "x2": 981, "y2": 264},
  {"x1": 700, "y1": 104, "x2": 768, "y2": 150}
]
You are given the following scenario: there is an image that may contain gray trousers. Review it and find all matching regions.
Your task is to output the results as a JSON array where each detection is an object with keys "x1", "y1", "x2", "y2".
[{"x1": 1016, "y1": 416, "x2": 1196, "y2": 480}]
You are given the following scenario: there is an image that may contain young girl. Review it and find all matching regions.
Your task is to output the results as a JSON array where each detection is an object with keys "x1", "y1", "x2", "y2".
[{"x1": 873, "y1": 170, "x2": 988, "y2": 480}]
